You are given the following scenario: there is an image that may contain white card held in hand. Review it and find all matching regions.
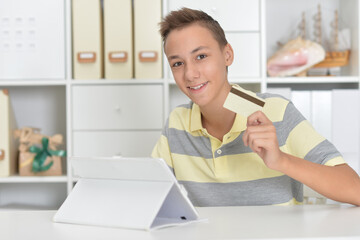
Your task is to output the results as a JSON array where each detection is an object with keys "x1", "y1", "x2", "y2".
[{"x1": 223, "y1": 86, "x2": 265, "y2": 117}]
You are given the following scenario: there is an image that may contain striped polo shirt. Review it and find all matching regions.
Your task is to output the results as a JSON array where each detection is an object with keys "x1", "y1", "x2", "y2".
[{"x1": 151, "y1": 86, "x2": 345, "y2": 207}]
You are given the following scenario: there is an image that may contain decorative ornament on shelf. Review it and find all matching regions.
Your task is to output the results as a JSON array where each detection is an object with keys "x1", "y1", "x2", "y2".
[
  {"x1": 14, "y1": 127, "x2": 66, "y2": 176},
  {"x1": 29, "y1": 137, "x2": 66, "y2": 173},
  {"x1": 267, "y1": 37, "x2": 325, "y2": 77},
  {"x1": 267, "y1": 4, "x2": 351, "y2": 77},
  {"x1": 312, "y1": 5, "x2": 351, "y2": 71}
]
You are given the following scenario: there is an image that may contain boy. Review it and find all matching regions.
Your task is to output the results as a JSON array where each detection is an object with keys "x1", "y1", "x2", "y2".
[{"x1": 152, "y1": 7, "x2": 360, "y2": 206}]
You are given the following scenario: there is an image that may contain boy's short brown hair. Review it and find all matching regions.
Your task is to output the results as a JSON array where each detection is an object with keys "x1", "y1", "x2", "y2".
[{"x1": 159, "y1": 7, "x2": 228, "y2": 48}]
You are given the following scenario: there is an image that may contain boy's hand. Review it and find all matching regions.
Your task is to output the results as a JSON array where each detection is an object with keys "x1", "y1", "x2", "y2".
[
  {"x1": 243, "y1": 111, "x2": 360, "y2": 206},
  {"x1": 242, "y1": 111, "x2": 286, "y2": 171}
]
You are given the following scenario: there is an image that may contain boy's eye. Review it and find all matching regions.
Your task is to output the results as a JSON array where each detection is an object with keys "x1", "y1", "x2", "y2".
[
  {"x1": 172, "y1": 62, "x2": 183, "y2": 67},
  {"x1": 197, "y1": 54, "x2": 207, "y2": 60}
]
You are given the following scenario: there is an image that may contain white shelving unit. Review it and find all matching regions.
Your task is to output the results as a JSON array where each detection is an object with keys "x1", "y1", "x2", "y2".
[
  {"x1": 0, "y1": 0, "x2": 359, "y2": 210},
  {"x1": 266, "y1": 76, "x2": 359, "y2": 84},
  {"x1": 0, "y1": 81, "x2": 67, "y2": 86},
  {"x1": 0, "y1": 176, "x2": 67, "y2": 183},
  {"x1": 0, "y1": 0, "x2": 68, "y2": 209}
]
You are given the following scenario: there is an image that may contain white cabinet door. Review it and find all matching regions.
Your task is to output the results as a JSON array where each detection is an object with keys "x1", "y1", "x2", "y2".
[
  {"x1": 312, "y1": 91, "x2": 332, "y2": 141},
  {"x1": 0, "y1": 0, "x2": 65, "y2": 79},
  {"x1": 72, "y1": 85, "x2": 163, "y2": 130},
  {"x1": 227, "y1": 33, "x2": 260, "y2": 78},
  {"x1": 332, "y1": 90, "x2": 359, "y2": 173},
  {"x1": 167, "y1": 0, "x2": 259, "y2": 31},
  {"x1": 73, "y1": 131, "x2": 161, "y2": 157}
]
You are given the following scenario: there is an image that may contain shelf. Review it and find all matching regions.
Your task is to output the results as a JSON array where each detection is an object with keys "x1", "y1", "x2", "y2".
[
  {"x1": 72, "y1": 177, "x2": 80, "y2": 182},
  {"x1": 71, "y1": 79, "x2": 164, "y2": 85},
  {"x1": 229, "y1": 78, "x2": 262, "y2": 84},
  {"x1": 0, "y1": 80, "x2": 67, "y2": 86},
  {"x1": 0, "y1": 175, "x2": 68, "y2": 183},
  {"x1": 266, "y1": 77, "x2": 359, "y2": 84},
  {"x1": 167, "y1": 77, "x2": 262, "y2": 85}
]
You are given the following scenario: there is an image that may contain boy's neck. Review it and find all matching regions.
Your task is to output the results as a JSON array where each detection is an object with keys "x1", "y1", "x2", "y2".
[{"x1": 200, "y1": 84, "x2": 236, "y2": 142}]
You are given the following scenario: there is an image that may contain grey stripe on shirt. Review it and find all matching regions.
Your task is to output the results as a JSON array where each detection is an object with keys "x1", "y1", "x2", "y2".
[
  {"x1": 167, "y1": 101, "x2": 306, "y2": 158},
  {"x1": 168, "y1": 128, "x2": 213, "y2": 159},
  {"x1": 304, "y1": 139, "x2": 343, "y2": 164},
  {"x1": 180, "y1": 175, "x2": 303, "y2": 207}
]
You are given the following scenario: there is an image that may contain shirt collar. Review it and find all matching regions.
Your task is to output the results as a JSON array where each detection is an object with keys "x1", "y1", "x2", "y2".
[
  {"x1": 190, "y1": 103, "x2": 203, "y2": 132},
  {"x1": 230, "y1": 113, "x2": 247, "y2": 133},
  {"x1": 189, "y1": 102, "x2": 247, "y2": 133}
]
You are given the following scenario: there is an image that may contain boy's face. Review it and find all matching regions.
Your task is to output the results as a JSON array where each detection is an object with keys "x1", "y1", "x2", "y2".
[{"x1": 164, "y1": 24, "x2": 233, "y2": 107}]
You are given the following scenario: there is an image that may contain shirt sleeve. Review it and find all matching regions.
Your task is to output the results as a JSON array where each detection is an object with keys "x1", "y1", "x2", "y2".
[
  {"x1": 284, "y1": 101, "x2": 346, "y2": 166},
  {"x1": 151, "y1": 119, "x2": 174, "y2": 169}
]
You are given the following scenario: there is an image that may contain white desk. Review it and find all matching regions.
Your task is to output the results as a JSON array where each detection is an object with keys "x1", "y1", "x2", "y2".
[{"x1": 1, "y1": 204, "x2": 360, "y2": 240}]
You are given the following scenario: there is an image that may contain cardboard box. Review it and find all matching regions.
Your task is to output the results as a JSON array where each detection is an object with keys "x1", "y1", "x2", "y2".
[
  {"x1": 14, "y1": 127, "x2": 65, "y2": 176},
  {"x1": 19, "y1": 152, "x2": 62, "y2": 176}
]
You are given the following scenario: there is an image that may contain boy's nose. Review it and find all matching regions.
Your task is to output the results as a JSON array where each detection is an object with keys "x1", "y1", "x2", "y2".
[{"x1": 184, "y1": 64, "x2": 200, "y2": 81}]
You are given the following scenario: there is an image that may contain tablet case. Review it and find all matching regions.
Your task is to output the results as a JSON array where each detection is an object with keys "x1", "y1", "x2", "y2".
[{"x1": 53, "y1": 157, "x2": 201, "y2": 230}]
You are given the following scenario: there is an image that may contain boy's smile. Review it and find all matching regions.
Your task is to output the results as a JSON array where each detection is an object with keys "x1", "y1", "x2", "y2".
[
  {"x1": 164, "y1": 23, "x2": 234, "y2": 108},
  {"x1": 188, "y1": 81, "x2": 208, "y2": 92}
]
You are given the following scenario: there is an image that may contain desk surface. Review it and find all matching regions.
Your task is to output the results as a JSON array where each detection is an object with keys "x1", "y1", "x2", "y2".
[{"x1": 1, "y1": 204, "x2": 360, "y2": 240}]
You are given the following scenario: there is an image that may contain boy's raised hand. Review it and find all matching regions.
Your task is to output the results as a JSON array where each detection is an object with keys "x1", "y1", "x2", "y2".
[
  {"x1": 243, "y1": 111, "x2": 360, "y2": 205},
  {"x1": 242, "y1": 111, "x2": 286, "y2": 171}
]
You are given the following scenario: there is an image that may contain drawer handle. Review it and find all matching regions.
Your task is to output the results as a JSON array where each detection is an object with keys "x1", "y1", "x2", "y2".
[
  {"x1": 77, "y1": 52, "x2": 96, "y2": 63},
  {"x1": 0, "y1": 149, "x2": 5, "y2": 161},
  {"x1": 109, "y1": 51, "x2": 128, "y2": 63},
  {"x1": 114, "y1": 106, "x2": 121, "y2": 112},
  {"x1": 139, "y1": 51, "x2": 158, "y2": 62},
  {"x1": 1, "y1": 17, "x2": 10, "y2": 25}
]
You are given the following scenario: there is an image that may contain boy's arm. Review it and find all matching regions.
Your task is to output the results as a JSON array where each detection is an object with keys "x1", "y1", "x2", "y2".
[
  {"x1": 243, "y1": 111, "x2": 360, "y2": 206},
  {"x1": 279, "y1": 152, "x2": 360, "y2": 206}
]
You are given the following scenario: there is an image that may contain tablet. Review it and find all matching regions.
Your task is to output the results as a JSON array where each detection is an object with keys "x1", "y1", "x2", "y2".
[{"x1": 53, "y1": 156, "x2": 201, "y2": 230}]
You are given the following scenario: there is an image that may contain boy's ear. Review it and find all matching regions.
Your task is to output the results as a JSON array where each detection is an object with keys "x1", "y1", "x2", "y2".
[{"x1": 224, "y1": 43, "x2": 234, "y2": 66}]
